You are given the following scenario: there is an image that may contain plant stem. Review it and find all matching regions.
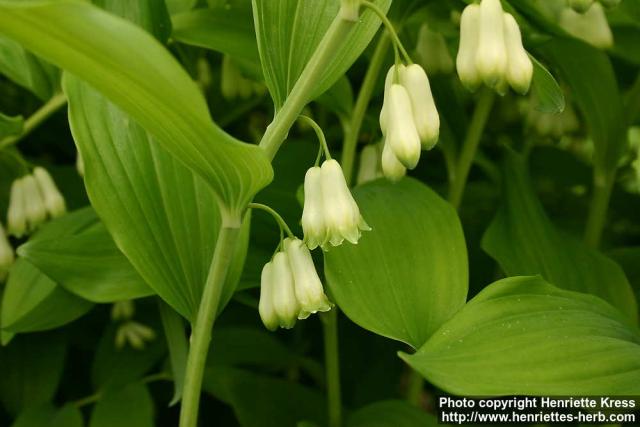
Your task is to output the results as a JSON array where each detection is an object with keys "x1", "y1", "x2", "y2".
[
  {"x1": 584, "y1": 168, "x2": 615, "y2": 248},
  {"x1": 299, "y1": 115, "x2": 332, "y2": 160},
  {"x1": 341, "y1": 32, "x2": 390, "y2": 185},
  {"x1": 179, "y1": 225, "x2": 240, "y2": 427},
  {"x1": 361, "y1": 1, "x2": 411, "y2": 63},
  {"x1": 448, "y1": 89, "x2": 496, "y2": 209},
  {"x1": 0, "y1": 92, "x2": 67, "y2": 149},
  {"x1": 248, "y1": 202, "x2": 295, "y2": 238},
  {"x1": 321, "y1": 310, "x2": 342, "y2": 427},
  {"x1": 259, "y1": 15, "x2": 356, "y2": 159}
]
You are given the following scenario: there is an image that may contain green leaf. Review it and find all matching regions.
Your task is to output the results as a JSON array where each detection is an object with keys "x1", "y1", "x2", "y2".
[
  {"x1": 541, "y1": 38, "x2": 626, "y2": 173},
  {"x1": 203, "y1": 366, "x2": 326, "y2": 427},
  {"x1": 0, "y1": 34, "x2": 59, "y2": 100},
  {"x1": 93, "y1": 0, "x2": 171, "y2": 43},
  {"x1": 0, "y1": 333, "x2": 66, "y2": 415},
  {"x1": 400, "y1": 276, "x2": 640, "y2": 395},
  {"x1": 1, "y1": 258, "x2": 93, "y2": 334},
  {"x1": 18, "y1": 208, "x2": 153, "y2": 303},
  {"x1": 529, "y1": 55, "x2": 565, "y2": 114},
  {"x1": 91, "y1": 324, "x2": 165, "y2": 391},
  {"x1": 166, "y1": 0, "x2": 197, "y2": 15},
  {"x1": 0, "y1": 112, "x2": 23, "y2": 139},
  {"x1": 171, "y1": 4, "x2": 261, "y2": 75},
  {"x1": 158, "y1": 301, "x2": 188, "y2": 406},
  {"x1": 482, "y1": 152, "x2": 638, "y2": 322},
  {"x1": 0, "y1": 0, "x2": 272, "y2": 213},
  {"x1": 12, "y1": 404, "x2": 83, "y2": 427},
  {"x1": 89, "y1": 383, "x2": 154, "y2": 427},
  {"x1": 64, "y1": 79, "x2": 250, "y2": 320},
  {"x1": 325, "y1": 178, "x2": 468, "y2": 349},
  {"x1": 208, "y1": 326, "x2": 295, "y2": 369},
  {"x1": 252, "y1": 0, "x2": 390, "y2": 108},
  {"x1": 347, "y1": 400, "x2": 438, "y2": 427}
]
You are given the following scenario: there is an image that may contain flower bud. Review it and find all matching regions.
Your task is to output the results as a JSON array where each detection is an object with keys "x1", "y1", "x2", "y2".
[
  {"x1": 111, "y1": 300, "x2": 135, "y2": 321},
  {"x1": 379, "y1": 65, "x2": 404, "y2": 135},
  {"x1": 400, "y1": 64, "x2": 440, "y2": 149},
  {"x1": 356, "y1": 143, "x2": 383, "y2": 185},
  {"x1": 386, "y1": 84, "x2": 421, "y2": 169},
  {"x1": 301, "y1": 166, "x2": 327, "y2": 250},
  {"x1": 220, "y1": 55, "x2": 239, "y2": 100},
  {"x1": 271, "y1": 252, "x2": 299, "y2": 329},
  {"x1": 457, "y1": 4, "x2": 482, "y2": 91},
  {"x1": 259, "y1": 261, "x2": 279, "y2": 331},
  {"x1": 22, "y1": 175, "x2": 47, "y2": 232},
  {"x1": 503, "y1": 13, "x2": 533, "y2": 95},
  {"x1": 283, "y1": 238, "x2": 332, "y2": 318},
  {"x1": 381, "y1": 139, "x2": 407, "y2": 182},
  {"x1": 560, "y1": 3, "x2": 613, "y2": 49},
  {"x1": 568, "y1": 0, "x2": 594, "y2": 13},
  {"x1": 476, "y1": 0, "x2": 508, "y2": 87},
  {"x1": 319, "y1": 160, "x2": 370, "y2": 249},
  {"x1": 76, "y1": 150, "x2": 85, "y2": 177},
  {"x1": 115, "y1": 321, "x2": 155, "y2": 350},
  {"x1": 33, "y1": 167, "x2": 66, "y2": 218},
  {"x1": 416, "y1": 24, "x2": 454, "y2": 75},
  {"x1": 0, "y1": 223, "x2": 14, "y2": 281},
  {"x1": 7, "y1": 178, "x2": 27, "y2": 237}
]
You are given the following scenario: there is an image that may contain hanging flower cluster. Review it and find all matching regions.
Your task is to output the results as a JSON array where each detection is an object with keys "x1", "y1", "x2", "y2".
[
  {"x1": 7, "y1": 167, "x2": 66, "y2": 237},
  {"x1": 302, "y1": 159, "x2": 370, "y2": 250},
  {"x1": 220, "y1": 55, "x2": 266, "y2": 101},
  {"x1": 0, "y1": 222, "x2": 14, "y2": 282},
  {"x1": 379, "y1": 63, "x2": 440, "y2": 181},
  {"x1": 457, "y1": 0, "x2": 533, "y2": 95},
  {"x1": 560, "y1": 3, "x2": 613, "y2": 49},
  {"x1": 259, "y1": 238, "x2": 333, "y2": 330},
  {"x1": 356, "y1": 143, "x2": 384, "y2": 185}
]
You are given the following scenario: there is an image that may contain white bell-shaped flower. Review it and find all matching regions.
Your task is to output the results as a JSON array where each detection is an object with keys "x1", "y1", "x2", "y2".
[
  {"x1": 381, "y1": 139, "x2": 407, "y2": 182},
  {"x1": 386, "y1": 84, "x2": 421, "y2": 169},
  {"x1": 283, "y1": 238, "x2": 332, "y2": 319},
  {"x1": 457, "y1": 4, "x2": 482, "y2": 91},
  {"x1": 0, "y1": 223, "x2": 14, "y2": 281},
  {"x1": 356, "y1": 143, "x2": 383, "y2": 185},
  {"x1": 400, "y1": 64, "x2": 440, "y2": 149},
  {"x1": 503, "y1": 13, "x2": 533, "y2": 95},
  {"x1": 476, "y1": 0, "x2": 508, "y2": 87},
  {"x1": 259, "y1": 260, "x2": 279, "y2": 331},
  {"x1": 6, "y1": 178, "x2": 27, "y2": 238},
  {"x1": 319, "y1": 159, "x2": 370, "y2": 249},
  {"x1": 33, "y1": 167, "x2": 66, "y2": 218},
  {"x1": 560, "y1": 3, "x2": 613, "y2": 49},
  {"x1": 271, "y1": 252, "x2": 300, "y2": 329},
  {"x1": 379, "y1": 64, "x2": 405, "y2": 135},
  {"x1": 22, "y1": 175, "x2": 47, "y2": 232},
  {"x1": 301, "y1": 166, "x2": 327, "y2": 250},
  {"x1": 568, "y1": 0, "x2": 594, "y2": 13}
]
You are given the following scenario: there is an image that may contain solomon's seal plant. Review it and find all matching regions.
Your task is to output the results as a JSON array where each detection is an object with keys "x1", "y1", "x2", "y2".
[{"x1": 0, "y1": 0, "x2": 639, "y2": 426}]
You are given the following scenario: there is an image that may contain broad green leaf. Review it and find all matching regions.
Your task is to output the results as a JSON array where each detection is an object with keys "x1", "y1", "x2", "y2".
[
  {"x1": 203, "y1": 366, "x2": 326, "y2": 427},
  {"x1": 0, "y1": 34, "x2": 59, "y2": 100},
  {"x1": 252, "y1": 0, "x2": 390, "y2": 108},
  {"x1": 482, "y1": 152, "x2": 637, "y2": 322},
  {"x1": 529, "y1": 55, "x2": 565, "y2": 114},
  {"x1": 158, "y1": 301, "x2": 188, "y2": 406},
  {"x1": 93, "y1": 0, "x2": 171, "y2": 43},
  {"x1": 65, "y1": 78, "x2": 250, "y2": 320},
  {"x1": 89, "y1": 383, "x2": 154, "y2": 427},
  {"x1": 12, "y1": 404, "x2": 83, "y2": 427},
  {"x1": 400, "y1": 276, "x2": 640, "y2": 395},
  {"x1": 0, "y1": 333, "x2": 66, "y2": 415},
  {"x1": 1, "y1": 259, "x2": 93, "y2": 334},
  {"x1": 0, "y1": 0, "x2": 272, "y2": 214},
  {"x1": 91, "y1": 323, "x2": 165, "y2": 391},
  {"x1": 18, "y1": 208, "x2": 153, "y2": 303},
  {"x1": 171, "y1": 5, "x2": 261, "y2": 75},
  {"x1": 325, "y1": 178, "x2": 468, "y2": 349},
  {"x1": 0, "y1": 112, "x2": 22, "y2": 139},
  {"x1": 541, "y1": 38, "x2": 626, "y2": 173},
  {"x1": 611, "y1": 26, "x2": 640, "y2": 66},
  {"x1": 347, "y1": 400, "x2": 438, "y2": 427},
  {"x1": 166, "y1": 0, "x2": 196, "y2": 15},
  {"x1": 609, "y1": 247, "x2": 640, "y2": 306}
]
